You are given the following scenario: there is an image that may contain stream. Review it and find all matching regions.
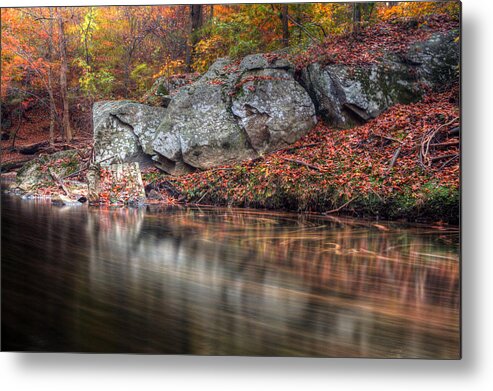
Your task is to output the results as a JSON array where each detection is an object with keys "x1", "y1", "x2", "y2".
[{"x1": 1, "y1": 192, "x2": 460, "y2": 357}]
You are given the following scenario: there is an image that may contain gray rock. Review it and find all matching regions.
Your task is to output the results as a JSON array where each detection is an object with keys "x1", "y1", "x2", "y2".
[
  {"x1": 93, "y1": 101, "x2": 166, "y2": 166},
  {"x1": 153, "y1": 58, "x2": 255, "y2": 172},
  {"x1": 403, "y1": 30, "x2": 460, "y2": 87},
  {"x1": 143, "y1": 73, "x2": 200, "y2": 107},
  {"x1": 12, "y1": 149, "x2": 82, "y2": 193},
  {"x1": 153, "y1": 54, "x2": 316, "y2": 172},
  {"x1": 239, "y1": 54, "x2": 293, "y2": 73},
  {"x1": 231, "y1": 68, "x2": 316, "y2": 154},
  {"x1": 300, "y1": 32, "x2": 459, "y2": 127}
]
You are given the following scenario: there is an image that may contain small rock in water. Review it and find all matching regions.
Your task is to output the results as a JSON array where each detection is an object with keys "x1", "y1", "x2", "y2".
[{"x1": 51, "y1": 194, "x2": 82, "y2": 206}]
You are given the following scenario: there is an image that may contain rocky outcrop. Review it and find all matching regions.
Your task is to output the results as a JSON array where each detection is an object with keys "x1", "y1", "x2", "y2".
[
  {"x1": 93, "y1": 101, "x2": 166, "y2": 166},
  {"x1": 87, "y1": 162, "x2": 146, "y2": 205},
  {"x1": 403, "y1": 30, "x2": 460, "y2": 87},
  {"x1": 153, "y1": 54, "x2": 317, "y2": 173},
  {"x1": 11, "y1": 149, "x2": 84, "y2": 194},
  {"x1": 92, "y1": 32, "x2": 458, "y2": 174},
  {"x1": 300, "y1": 31, "x2": 459, "y2": 127},
  {"x1": 143, "y1": 73, "x2": 200, "y2": 107}
]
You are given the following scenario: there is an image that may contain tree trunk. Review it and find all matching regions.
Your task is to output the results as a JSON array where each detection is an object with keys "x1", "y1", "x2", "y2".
[
  {"x1": 353, "y1": 3, "x2": 362, "y2": 35},
  {"x1": 48, "y1": 8, "x2": 56, "y2": 147},
  {"x1": 185, "y1": 4, "x2": 203, "y2": 72},
  {"x1": 57, "y1": 9, "x2": 72, "y2": 142},
  {"x1": 281, "y1": 5, "x2": 289, "y2": 47},
  {"x1": 47, "y1": 72, "x2": 56, "y2": 147}
]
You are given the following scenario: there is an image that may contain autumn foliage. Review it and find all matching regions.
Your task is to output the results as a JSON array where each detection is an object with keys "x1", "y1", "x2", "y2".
[
  {"x1": 2, "y1": 2, "x2": 460, "y2": 222},
  {"x1": 152, "y1": 86, "x2": 459, "y2": 223}
]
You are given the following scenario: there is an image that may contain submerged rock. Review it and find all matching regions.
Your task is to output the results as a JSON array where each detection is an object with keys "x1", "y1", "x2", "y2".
[{"x1": 51, "y1": 193, "x2": 83, "y2": 206}]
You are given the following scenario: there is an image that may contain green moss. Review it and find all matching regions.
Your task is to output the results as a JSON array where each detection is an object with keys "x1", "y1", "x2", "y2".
[
  {"x1": 156, "y1": 83, "x2": 169, "y2": 96},
  {"x1": 178, "y1": 178, "x2": 459, "y2": 224}
]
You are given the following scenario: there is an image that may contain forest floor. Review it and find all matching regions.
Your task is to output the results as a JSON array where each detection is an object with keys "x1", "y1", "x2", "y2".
[{"x1": 0, "y1": 109, "x2": 92, "y2": 173}]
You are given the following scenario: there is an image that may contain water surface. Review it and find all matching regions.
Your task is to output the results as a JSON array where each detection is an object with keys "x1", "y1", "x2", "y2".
[{"x1": 1, "y1": 193, "x2": 460, "y2": 357}]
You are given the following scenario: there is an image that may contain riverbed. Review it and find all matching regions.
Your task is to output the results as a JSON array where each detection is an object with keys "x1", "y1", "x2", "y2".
[{"x1": 1, "y1": 193, "x2": 460, "y2": 357}]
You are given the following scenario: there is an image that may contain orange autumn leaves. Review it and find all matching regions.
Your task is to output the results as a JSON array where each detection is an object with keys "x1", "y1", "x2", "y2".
[{"x1": 166, "y1": 87, "x2": 459, "y2": 212}]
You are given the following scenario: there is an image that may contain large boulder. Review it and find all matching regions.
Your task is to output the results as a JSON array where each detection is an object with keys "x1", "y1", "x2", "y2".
[
  {"x1": 153, "y1": 54, "x2": 317, "y2": 173},
  {"x1": 143, "y1": 73, "x2": 200, "y2": 107},
  {"x1": 153, "y1": 58, "x2": 255, "y2": 173},
  {"x1": 93, "y1": 101, "x2": 166, "y2": 166},
  {"x1": 231, "y1": 69, "x2": 317, "y2": 155},
  {"x1": 300, "y1": 32, "x2": 459, "y2": 127},
  {"x1": 403, "y1": 30, "x2": 460, "y2": 87}
]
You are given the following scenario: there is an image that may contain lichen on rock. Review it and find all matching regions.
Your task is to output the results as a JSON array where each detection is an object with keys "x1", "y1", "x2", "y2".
[
  {"x1": 12, "y1": 149, "x2": 83, "y2": 194},
  {"x1": 92, "y1": 100, "x2": 166, "y2": 166}
]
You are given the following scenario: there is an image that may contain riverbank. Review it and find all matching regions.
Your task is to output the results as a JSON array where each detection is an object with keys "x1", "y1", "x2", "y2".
[
  {"x1": 2, "y1": 86, "x2": 459, "y2": 224},
  {"x1": 150, "y1": 86, "x2": 459, "y2": 224}
]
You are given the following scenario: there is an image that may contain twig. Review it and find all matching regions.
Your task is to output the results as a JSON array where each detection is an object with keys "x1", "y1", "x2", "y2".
[
  {"x1": 420, "y1": 116, "x2": 460, "y2": 167},
  {"x1": 372, "y1": 133, "x2": 404, "y2": 144},
  {"x1": 430, "y1": 153, "x2": 459, "y2": 162},
  {"x1": 286, "y1": 14, "x2": 321, "y2": 43},
  {"x1": 429, "y1": 141, "x2": 459, "y2": 148},
  {"x1": 0, "y1": 158, "x2": 31, "y2": 172},
  {"x1": 48, "y1": 167, "x2": 71, "y2": 196},
  {"x1": 61, "y1": 155, "x2": 116, "y2": 180},
  {"x1": 279, "y1": 157, "x2": 322, "y2": 171},
  {"x1": 325, "y1": 197, "x2": 357, "y2": 214},
  {"x1": 279, "y1": 142, "x2": 323, "y2": 153},
  {"x1": 388, "y1": 146, "x2": 402, "y2": 171},
  {"x1": 439, "y1": 155, "x2": 459, "y2": 170},
  {"x1": 195, "y1": 188, "x2": 211, "y2": 204},
  {"x1": 207, "y1": 167, "x2": 235, "y2": 173}
]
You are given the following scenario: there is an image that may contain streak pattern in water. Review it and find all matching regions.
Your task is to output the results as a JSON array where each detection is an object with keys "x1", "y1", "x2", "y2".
[{"x1": 1, "y1": 196, "x2": 460, "y2": 357}]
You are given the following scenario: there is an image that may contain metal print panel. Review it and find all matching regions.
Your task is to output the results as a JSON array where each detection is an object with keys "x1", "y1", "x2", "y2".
[{"x1": 1, "y1": 1, "x2": 461, "y2": 358}]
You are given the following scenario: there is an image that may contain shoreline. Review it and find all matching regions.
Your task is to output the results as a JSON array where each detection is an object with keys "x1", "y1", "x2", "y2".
[{"x1": 2, "y1": 176, "x2": 459, "y2": 227}]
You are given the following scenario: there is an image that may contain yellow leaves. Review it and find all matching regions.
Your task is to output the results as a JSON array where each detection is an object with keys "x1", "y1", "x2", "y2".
[
  {"x1": 153, "y1": 59, "x2": 186, "y2": 79},
  {"x1": 378, "y1": 1, "x2": 459, "y2": 21}
]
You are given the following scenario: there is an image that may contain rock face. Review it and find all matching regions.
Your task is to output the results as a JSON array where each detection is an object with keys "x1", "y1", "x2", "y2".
[
  {"x1": 153, "y1": 54, "x2": 317, "y2": 173},
  {"x1": 231, "y1": 68, "x2": 317, "y2": 155},
  {"x1": 300, "y1": 31, "x2": 459, "y2": 127},
  {"x1": 93, "y1": 101, "x2": 166, "y2": 166},
  {"x1": 143, "y1": 73, "x2": 200, "y2": 107},
  {"x1": 403, "y1": 30, "x2": 460, "y2": 87},
  {"x1": 87, "y1": 162, "x2": 146, "y2": 205}
]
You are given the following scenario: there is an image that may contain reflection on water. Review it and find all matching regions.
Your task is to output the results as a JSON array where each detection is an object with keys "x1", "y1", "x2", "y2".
[{"x1": 1, "y1": 194, "x2": 460, "y2": 357}]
